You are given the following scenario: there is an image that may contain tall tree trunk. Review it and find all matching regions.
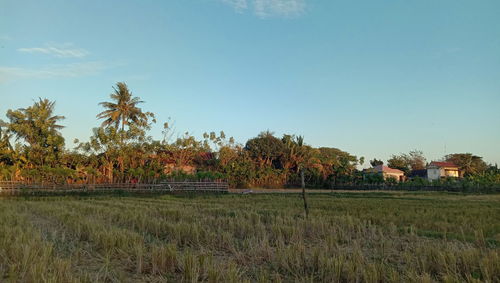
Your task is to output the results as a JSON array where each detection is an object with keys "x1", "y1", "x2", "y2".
[
  {"x1": 108, "y1": 161, "x2": 113, "y2": 183},
  {"x1": 121, "y1": 117, "x2": 126, "y2": 145},
  {"x1": 301, "y1": 168, "x2": 309, "y2": 218}
]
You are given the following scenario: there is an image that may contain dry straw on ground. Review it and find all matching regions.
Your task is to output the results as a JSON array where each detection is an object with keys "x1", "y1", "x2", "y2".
[{"x1": 0, "y1": 192, "x2": 499, "y2": 282}]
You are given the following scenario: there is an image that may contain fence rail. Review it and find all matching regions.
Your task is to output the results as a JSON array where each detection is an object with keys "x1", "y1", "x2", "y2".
[
  {"x1": 0, "y1": 181, "x2": 229, "y2": 194},
  {"x1": 2, "y1": 181, "x2": 497, "y2": 194},
  {"x1": 327, "y1": 184, "x2": 500, "y2": 192}
]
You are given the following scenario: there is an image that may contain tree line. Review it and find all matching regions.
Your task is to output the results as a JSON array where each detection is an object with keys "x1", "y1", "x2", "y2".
[{"x1": 1, "y1": 82, "x2": 499, "y2": 190}]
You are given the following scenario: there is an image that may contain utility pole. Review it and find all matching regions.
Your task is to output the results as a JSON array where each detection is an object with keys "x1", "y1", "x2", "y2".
[{"x1": 301, "y1": 168, "x2": 309, "y2": 218}]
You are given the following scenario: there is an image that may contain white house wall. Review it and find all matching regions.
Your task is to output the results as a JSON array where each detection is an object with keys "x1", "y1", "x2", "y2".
[
  {"x1": 427, "y1": 168, "x2": 441, "y2": 181},
  {"x1": 427, "y1": 167, "x2": 459, "y2": 180}
]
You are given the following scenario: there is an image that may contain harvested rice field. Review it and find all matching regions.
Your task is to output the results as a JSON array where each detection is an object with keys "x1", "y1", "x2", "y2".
[{"x1": 0, "y1": 191, "x2": 499, "y2": 282}]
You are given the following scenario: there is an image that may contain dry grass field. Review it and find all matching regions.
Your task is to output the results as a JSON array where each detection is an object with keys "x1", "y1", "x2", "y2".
[{"x1": 0, "y1": 191, "x2": 499, "y2": 282}]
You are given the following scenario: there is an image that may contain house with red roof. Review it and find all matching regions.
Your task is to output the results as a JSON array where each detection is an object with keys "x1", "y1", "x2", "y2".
[
  {"x1": 364, "y1": 165, "x2": 405, "y2": 182},
  {"x1": 426, "y1": 161, "x2": 461, "y2": 181}
]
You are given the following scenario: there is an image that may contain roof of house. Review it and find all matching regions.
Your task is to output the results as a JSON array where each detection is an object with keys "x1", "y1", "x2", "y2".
[
  {"x1": 429, "y1": 161, "x2": 459, "y2": 169},
  {"x1": 369, "y1": 165, "x2": 404, "y2": 174}
]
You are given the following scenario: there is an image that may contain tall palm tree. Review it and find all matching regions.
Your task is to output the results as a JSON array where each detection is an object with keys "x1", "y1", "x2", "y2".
[{"x1": 97, "y1": 82, "x2": 147, "y2": 131}]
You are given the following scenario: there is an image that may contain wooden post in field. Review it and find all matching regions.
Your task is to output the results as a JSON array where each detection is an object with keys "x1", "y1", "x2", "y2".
[{"x1": 301, "y1": 168, "x2": 309, "y2": 218}]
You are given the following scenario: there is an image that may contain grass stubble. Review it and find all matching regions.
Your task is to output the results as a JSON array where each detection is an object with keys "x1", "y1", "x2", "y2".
[{"x1": 0, "y1": 192, "x2": 499, "y2": 282}]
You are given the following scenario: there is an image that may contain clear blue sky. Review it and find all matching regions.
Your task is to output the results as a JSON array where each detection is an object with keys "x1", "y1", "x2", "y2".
[{"x1": 1, "y1": 0, "x2": 499, "y2": 166}]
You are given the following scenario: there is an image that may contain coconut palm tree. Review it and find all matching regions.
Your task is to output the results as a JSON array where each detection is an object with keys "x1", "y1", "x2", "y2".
[
  {"x1": 446, "y1": 153, "x2": 488, "y2": 176},
  {"x1": 6, "y1": 98, "x2": 65, "y2": 166},
  {"x1": 7, "y1": 98, "x2": 65, "y2": 146},
  {"x1": 97, "y1": 82, "x2": 148, "y2": 131}
]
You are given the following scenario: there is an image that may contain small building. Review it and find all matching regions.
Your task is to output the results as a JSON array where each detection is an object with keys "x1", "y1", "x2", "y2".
[
  {"x1": 426, "y1": 162, "x2": 460, "y2": 181},
  {"x1": 407, "y1": 169, "x2": 427, "y2": 179},
  {"x1": 364, "y1": 165, "x2": 405, "y2": 182}
]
